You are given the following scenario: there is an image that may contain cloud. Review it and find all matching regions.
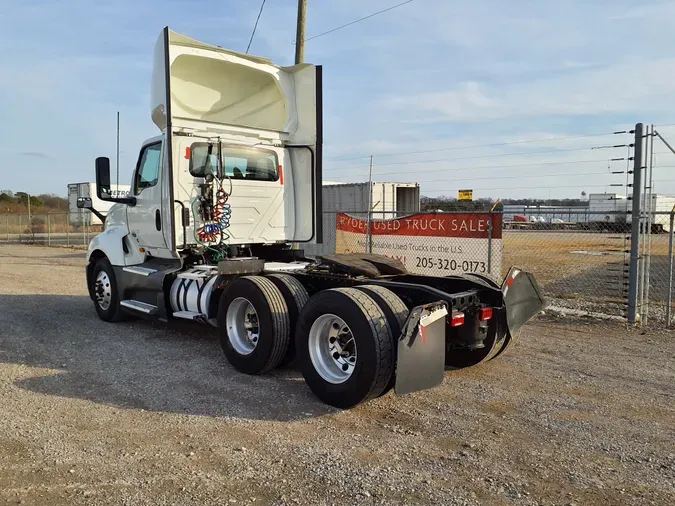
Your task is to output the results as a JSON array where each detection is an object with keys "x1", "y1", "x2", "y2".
[
  {"x1": 20, "y1": 152, "x2": 51, "y2": 159},
  {"x1": 383, "y1": 58, "x2": 675, "y2": 124}
]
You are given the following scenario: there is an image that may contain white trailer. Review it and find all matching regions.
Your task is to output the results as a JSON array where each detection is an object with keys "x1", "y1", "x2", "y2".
[
  {"x1": 68, "y1": 182, "x2": 131, "y2": 227},
  {"x1": 587, "y1": 193, "x2": 628, "y2": 222},
  {"x1": 646, "y1": 194, "x2": 675, "y2": 233},
  {"x1": 588, "y1": 193, "x2": 675, "y2": 232}
]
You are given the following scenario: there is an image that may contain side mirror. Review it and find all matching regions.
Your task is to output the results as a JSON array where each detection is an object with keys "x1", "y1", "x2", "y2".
[
  {"x1": 77, "y1": 196, "x2": 107, "y2": 224},
  {"x1": 94, "y1": 156, "x2": 136, "y2": 205},
  {"x1": 95, "y1": 157, "x2": 112, "y2": 200},
  {"x1": 77, "y1": 197, "x2": 93, "y2": 209}
]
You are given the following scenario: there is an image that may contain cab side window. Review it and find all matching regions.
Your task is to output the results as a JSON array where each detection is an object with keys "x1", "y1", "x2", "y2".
[{"x1": 135, "y1": 143, "x2": 162, "y2": 195}]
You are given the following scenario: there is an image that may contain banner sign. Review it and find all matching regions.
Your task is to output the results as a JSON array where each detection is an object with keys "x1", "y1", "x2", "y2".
[{"x1": 335, "y1": 212, "x2": 502, "y2": 277}]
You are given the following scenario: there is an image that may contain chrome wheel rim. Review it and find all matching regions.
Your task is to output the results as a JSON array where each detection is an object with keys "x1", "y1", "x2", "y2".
[
  {"x1": 226, "y1": 297, "x2": 259, "y2": 355},
  {"x1": 308, "y1": 314, "x2": 357, "y2": 384},
  {"x1": 95, "y1": 271, "x2": 112, "y2": 310}
]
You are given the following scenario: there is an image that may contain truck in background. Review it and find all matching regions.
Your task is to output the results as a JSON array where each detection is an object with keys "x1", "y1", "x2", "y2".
[
  {"x1": 503, "y1": 194, "x2": 675, "y2": 233},
  {"x1": 68, "y1": 182, "x2": 131, "y2": 227}
]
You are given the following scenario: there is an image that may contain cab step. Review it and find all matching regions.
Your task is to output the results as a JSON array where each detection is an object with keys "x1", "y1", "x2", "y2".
[
  {"x1": 172, "y1": 310, "x2": 208, "y2": 322},
  {"x1": 122, "y1": 266, "x2": 159, "y2": 276},
  {"x1": 120, "y1": 300, "x2": 159, "y2": 316}
]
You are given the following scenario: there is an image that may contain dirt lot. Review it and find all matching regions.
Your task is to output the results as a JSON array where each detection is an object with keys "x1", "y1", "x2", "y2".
[
  {"x1": 0, "y1": 244, "x2": 674, "y2": 505},
  {"x1": 501, "y1": 231, "x2": 632, "y2": 287}
]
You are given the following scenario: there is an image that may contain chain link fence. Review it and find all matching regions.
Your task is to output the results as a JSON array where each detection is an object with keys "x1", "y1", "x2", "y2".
[
  {"x1": 3, "y1": 195, "x2": 675, "y2": 325},
  {"x1": 0, "y1": 213, "x2": 99, "y2": 247},
  {"x1": 306, "y1": 209, "x2": 637, "y2": 318},
  {"x1": 636, "y1": 210, "x2": 675, "y2": 326}
]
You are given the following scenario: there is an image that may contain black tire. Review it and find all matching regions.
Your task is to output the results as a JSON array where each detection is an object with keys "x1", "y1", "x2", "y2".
[
  {"x1": 267, "y1": 274, "x2": 310, "y2": 367},
  {"x1": 355, "y1": 285, "x2": 408, "y2": 396},
  {"x1": 217, "y1": 276, "x2": 290, "y2": 375},
  {"x1": 91, "y1": 257, "x2": 125, "y2": 322},
  {"x1": 295, "y1": 288, "x2": 394, "y2": 409}
]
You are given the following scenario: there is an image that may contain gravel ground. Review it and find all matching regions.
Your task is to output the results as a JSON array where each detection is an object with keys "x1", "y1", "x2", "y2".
[{"x1": 0, "y1": 244, "x2": 674, "y2": 506}]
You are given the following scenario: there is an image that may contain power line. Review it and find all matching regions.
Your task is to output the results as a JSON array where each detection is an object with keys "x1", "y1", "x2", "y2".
[
  {"x1": 246, "y1": 0, "x2": 267, "y2": 54},
  {"x1": 367, "y1": 170, "x2": 611, "y2": 185},
  {"x1": 326, "y1": 157, "x2": 633, "y2": 180},
  {"x1": 419, "y1": 175, "x2": 675, "y2": 195},
  {"x1": 326, "y1": 144, "x2": 630, "y2": 172},
  {"x1": 324, "y1": 130, "x2": 629, "y2": 162},
  {"x1": 303, "y1": 0, "x2": 414, "y2": 43}
]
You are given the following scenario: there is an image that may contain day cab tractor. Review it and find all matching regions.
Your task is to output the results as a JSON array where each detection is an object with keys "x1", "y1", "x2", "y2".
[{"x1": 78, "y1": 27, "x2": 546, "y2": 409}]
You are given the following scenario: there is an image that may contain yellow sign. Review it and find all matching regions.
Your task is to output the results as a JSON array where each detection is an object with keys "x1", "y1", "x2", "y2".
[{"x1": 458, "y1": 189, "x2": 473, "y2": 201}]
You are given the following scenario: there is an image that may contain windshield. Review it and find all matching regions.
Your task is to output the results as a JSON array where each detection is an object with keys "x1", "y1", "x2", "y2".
[{"x1": 189, "y1": 143, "x2": 279, "y2": 181}]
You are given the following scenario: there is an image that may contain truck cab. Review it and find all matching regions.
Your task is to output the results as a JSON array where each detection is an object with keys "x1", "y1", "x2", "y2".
[{"x1": 88, "y1": 27, "x2": 322, "y2": 266}]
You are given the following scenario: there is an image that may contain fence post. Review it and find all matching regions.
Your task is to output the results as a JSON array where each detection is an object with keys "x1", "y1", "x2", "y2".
[
  {"x1": 66, "y1": 213, "x2": 70, "y2": 246},
  {"x1": 627, "y1": 123, "x2": 644, "y2": 324},
  {"x1": 643, "y1": 124, "x2": 655, "y2": 324},
  {"x1": 667, "y1": 210, "x2": 675, "y2": 326},
  {"x1": 5, "y1": 214, "x2": 8, "y2": 241},
  {"x1": 47, "y1": 214, "x2": 51, "y2": 246},
  {"x1": 487, "y1": 210, "x2": 493, "y2": 274}
]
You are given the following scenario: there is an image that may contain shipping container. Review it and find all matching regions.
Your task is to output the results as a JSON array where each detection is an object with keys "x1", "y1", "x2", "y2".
[{"x1": 305, "y1": 182, "x2": 420, "y2": 258}]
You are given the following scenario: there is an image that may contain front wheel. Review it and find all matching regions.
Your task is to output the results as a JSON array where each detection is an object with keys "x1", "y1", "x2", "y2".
[
  {"x1": 90, "y1": 257, "x2": 125, "y2": 322},
  {"x1": 295, "y1": 288, "x2": 394, "y2": 409}
]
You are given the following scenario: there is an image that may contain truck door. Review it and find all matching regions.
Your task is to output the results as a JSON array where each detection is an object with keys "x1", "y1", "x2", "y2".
[{"x1": 126, "y1": 141, "x2": 168, "y2": 251}]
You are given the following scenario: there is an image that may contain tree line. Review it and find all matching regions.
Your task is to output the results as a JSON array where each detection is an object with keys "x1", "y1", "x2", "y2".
[{"x1": 0, "y1": 190, "x2": 69, "y2": 214}]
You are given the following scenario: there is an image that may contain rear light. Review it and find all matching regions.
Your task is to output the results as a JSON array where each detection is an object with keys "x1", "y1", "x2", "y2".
[
  {"x1": 479, "y1": 307, "x2": 493, "y2": 321},
  {"x1": 450, "y1": 312, "x2": 465, "y2": 327},
  {"x1": 185, "y1": 147, "x2": 191, "y2": 159}
]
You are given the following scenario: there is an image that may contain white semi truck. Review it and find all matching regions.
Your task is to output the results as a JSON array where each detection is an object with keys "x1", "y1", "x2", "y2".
[{"x1": 78, "y1": 27, "x2": 545, "y2": 408}]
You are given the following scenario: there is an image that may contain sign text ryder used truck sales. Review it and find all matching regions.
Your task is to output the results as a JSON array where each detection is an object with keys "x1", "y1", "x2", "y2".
[{"x1": 335, "y1": 212, "x2": 502, "y2": 277}]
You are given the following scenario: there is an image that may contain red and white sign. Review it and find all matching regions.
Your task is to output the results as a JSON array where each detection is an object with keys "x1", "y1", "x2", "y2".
[{"x1": 335, "y1": 213, "x2": 502, "y2": 278}]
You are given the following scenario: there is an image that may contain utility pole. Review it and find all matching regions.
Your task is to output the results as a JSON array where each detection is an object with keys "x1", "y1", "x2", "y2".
[
  {"x1": 116, "y1": 111, "x2": 120, "y2": 192},
  {"x1": 295, "y1": 0, "x2": 307, "y2": 64},
  {"x1": 366, "y1": 155, "x2": 374, "y2": 253}
]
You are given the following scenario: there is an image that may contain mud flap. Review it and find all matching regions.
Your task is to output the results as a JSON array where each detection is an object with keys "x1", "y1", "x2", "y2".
[
  {"x1": 395, "y1": 302, "x2": 448, "y2": 396},
  {"x1": 502, "y1": 267, "x2": 547, "y2": 336}
]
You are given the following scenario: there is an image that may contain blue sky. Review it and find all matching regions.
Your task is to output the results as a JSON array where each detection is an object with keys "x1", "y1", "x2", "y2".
[{"x1": 2, "y1": 0, "x2": 675, "y2": 199}]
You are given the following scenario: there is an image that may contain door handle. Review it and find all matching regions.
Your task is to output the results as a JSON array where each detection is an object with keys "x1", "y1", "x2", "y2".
[{"x1": 155, "y1": 209, "x2": 161, "y2": 231}]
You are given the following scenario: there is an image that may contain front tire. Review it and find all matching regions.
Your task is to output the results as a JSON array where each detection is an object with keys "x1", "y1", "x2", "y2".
[
  {"x1": 296, "y1": 288, "x2": 394, "y2": 409},
  {"x1": 218, "y1": 276, "x2": 290, "y2": 374},
  {"x1": 91, "y1": 257, "x2": 125, "y2": 322}
]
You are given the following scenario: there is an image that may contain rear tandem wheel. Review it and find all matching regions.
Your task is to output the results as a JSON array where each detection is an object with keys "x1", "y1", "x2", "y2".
[
  {"x1": 354, "y1": 285, "x2": 408, "y2": 396},
  {"x1": 267, "y1": 274, "x2": 310, "y2": 367},
  {"x1": 217, "y1": 276, "x2": 290, "y2": 375},
  {"x1": 295, "y1": 288, "x2": 395, "y2": 409}
]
